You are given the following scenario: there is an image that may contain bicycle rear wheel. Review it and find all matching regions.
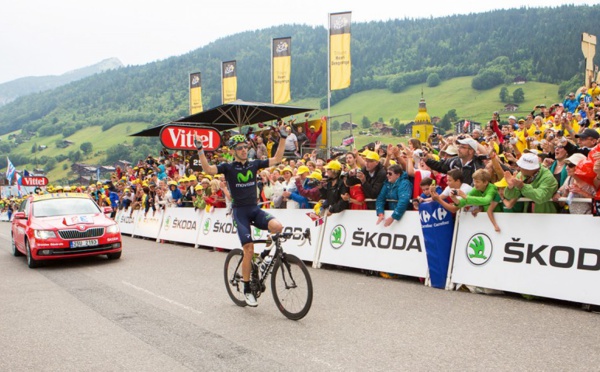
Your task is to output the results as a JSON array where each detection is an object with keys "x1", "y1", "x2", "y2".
[
  {"x1": 224, "y1": 249, "x2": 247, "y2": 307},
  {"x1": 271, "y1": 254, "x2": 313, "y2": 320}
]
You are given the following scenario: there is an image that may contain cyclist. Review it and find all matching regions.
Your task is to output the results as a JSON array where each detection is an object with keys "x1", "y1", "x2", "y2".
[{"x1": 196, "y1": 133, "x2": 285, "y2": 307}]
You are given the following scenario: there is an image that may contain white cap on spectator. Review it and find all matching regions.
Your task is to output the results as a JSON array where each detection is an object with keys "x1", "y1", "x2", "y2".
[
  {"x1": 457, "y1": 138, "x2": 479, "y2": 151},
  {"x1": 565, "y1": 153, "x2": 586, "y2": 166},
  {"x1": 442, "y1": 145, "x2": 458, "y2": 156},
  {"x1": 508, "y1": 115, "x2": 517, "y2": 120},
  {"x1": 516, "y1": 153, "x2": 540, "y2": 170}
]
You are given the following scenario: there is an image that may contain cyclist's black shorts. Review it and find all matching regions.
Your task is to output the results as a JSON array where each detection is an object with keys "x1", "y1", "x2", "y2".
[{"x1": 232, "y1": 205, "x2": 276, "y2": 245}]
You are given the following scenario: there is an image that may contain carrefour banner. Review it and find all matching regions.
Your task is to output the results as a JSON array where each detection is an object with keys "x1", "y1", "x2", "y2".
[
  {"x1": 158, "y1": 207, "x2": 203, "y2": 245},
  {"x1": 329, "y1": 11, "x2": 351, "y2": 91},
  {"x1": 419, "y1": 201, "x2": 454, "y2": 289},
  {"x1": 451, "y1": 213, "x2": 600, "y2": 306},
  {"x1": 222, "y1": 60, "x2": 237, "y2": 104},
  {"x1": 272, "y1": 37, "x2": 291, "y2": 104},
  {"x1": 189, "y1": 72, "x2": 203, "y2": 114},
  {"x1": 318, "y1": 210, "x2": 428, "y2": 278}
]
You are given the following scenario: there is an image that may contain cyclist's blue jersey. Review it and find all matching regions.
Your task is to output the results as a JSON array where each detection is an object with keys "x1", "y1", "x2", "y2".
[{"x1": 217, "y1": 159, "x2": 269, "y2": 207}]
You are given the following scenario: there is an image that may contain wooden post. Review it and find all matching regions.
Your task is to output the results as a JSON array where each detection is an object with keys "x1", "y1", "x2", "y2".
[{"x1": 581, "y1": 33, "x2": 597, "y2": 86}]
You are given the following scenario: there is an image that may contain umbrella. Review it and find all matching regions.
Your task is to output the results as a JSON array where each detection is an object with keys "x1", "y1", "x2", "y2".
[
  {"x1": 174, "y1": 99, "x2": 315, "y2": 127},
  {"x1": 131, "y1": 100, "x2": 315, "y2": 137}
]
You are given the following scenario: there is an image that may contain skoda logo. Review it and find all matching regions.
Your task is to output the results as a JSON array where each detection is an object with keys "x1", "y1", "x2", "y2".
[
  {"x1": 252, "y1": 227, "x2": 263, "y2": 240},
  {"x1": 203, "y1": 218, "x2": 211, "y2": 235},
  {"x1": 330, "y1": 224, "x2": 346, "y2": 249},
  {"x1": 466, "y1": 233, "x2": 493, "y2": 266}
]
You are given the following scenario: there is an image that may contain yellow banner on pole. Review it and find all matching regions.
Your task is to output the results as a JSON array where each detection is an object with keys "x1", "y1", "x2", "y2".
[
  {"x1": 272, "y1": 37, "x2": 291, "y2": 104},
  {"x1": 189, "y1": 72, "x2": 203, "y2": 114},
  {"x1": 222, "y1": 61, "x2": 237, "y2": 104},
  {"x1": 329, "y1": 12, "x2": 351, "y2": 91}
]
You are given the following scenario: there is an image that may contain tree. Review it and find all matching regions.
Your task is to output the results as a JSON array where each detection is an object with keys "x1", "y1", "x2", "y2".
[
  {"x1": 499, "y1": 87, "x2": 509, "y2": 102},
  {"x1": 31, "y1": 143, "x2": 37, "y2": 154},
  {"x1": 80, "y1": 142, "x2": 93, "y2": 154},
  {"x1": 331, "y1": 120, "x2": 340, "y2": 131},
  {"x1": 513, "y1": 88, "x2": 525, "y2": 103},
  {"x1": 361, "y1": 116, "x2": 371, "y2": 129},
  {"x1": 44, "y1": 158, "x2": 57, "y2": 172},
  {"x1": 427, "y1": 73, "x2": 441, "y2": 87},
  {"x1": 387, "y1": 76, "x2": 407, "y2": 93}
]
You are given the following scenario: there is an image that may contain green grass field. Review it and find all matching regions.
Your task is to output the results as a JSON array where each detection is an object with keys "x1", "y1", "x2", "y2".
[
  {"x1": 3, "y1": 76, "x2": 561, "y2": 181},
  {"x1": 3, "y1": 122, "x2": 149, "y2": 181}
]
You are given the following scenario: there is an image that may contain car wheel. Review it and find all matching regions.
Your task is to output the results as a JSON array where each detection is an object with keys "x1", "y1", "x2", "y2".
[
  {"x1": 107, "y1": 251, "x2": 122, "y2": 260},
  {"x1": 11, "y1": 235, "x2": 23, "y2": 257},
  {"x1": 25, "y1": 240, "x2": 40, "y2": 269}
]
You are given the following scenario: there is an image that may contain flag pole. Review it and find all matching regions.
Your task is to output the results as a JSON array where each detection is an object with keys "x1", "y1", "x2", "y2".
[
  {"x1": 327, "y1": 13, "x2": 332, "y2": 159},
  {"x1": 271, "y1": 38, "x2": 274, "y2": 104}
]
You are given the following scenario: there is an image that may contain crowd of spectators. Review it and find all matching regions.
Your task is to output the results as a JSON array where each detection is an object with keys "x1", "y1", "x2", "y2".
[{"x1": 3, "y1": 86, "x2": 600, "y2": 229}]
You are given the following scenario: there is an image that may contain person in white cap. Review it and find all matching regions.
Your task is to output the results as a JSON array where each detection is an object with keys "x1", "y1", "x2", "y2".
[
  {"x1": 503, "y1": 152, "x2": 558, "y2": 213},
  {"x1": 425, "y1": 136, "x2": 486, "y2": 186}
]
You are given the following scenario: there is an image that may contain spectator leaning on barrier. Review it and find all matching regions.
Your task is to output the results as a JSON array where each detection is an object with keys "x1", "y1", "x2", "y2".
[
  {"x1": 430, "y1": 168, "x2": 473, "y2": 214},
  {"x1": 554, "y1": 153, "x2": 595, "y2": 215},
  {"x1": 503, "y1": 152, "x2": 558, "y2": 213},
  {"x1": 375, "y1": 164, "x2": 411, "y2": 227},
  {"x1": 452, "y1": 169, "x2": 500, "y2": 213},
  {"x1": 320, "y1": 160, "x2": 349, "y2": 216},
  {"x1": 356, "y1": 150, "x2": 386, "y2": 209}
]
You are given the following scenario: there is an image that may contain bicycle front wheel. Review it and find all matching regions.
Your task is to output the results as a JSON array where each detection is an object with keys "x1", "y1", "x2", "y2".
[
  {"x1": 224, "y1": 249, "x2": 247, "y2": 307},
  {"x1": 271, "y1": 254, "x2": 313, "y2": 320}
]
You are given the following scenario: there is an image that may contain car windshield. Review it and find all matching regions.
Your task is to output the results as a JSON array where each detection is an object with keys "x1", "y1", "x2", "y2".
[{"x1": 33, "y1": 198, "x2": 101, "y2": 217}]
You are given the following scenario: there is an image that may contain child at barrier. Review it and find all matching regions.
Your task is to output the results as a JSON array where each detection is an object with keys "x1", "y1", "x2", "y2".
[
  {"x1": 429, "y1": 169, "x2": 472, "y2": 214},
  {"x1": 451, "y1": 169, "x2": 502, "y2": 215}
]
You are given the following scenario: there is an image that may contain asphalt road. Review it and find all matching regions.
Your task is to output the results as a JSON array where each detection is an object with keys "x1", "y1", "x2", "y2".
[{"x1": 1, "y1": 222, "x2": 599, "y2": 371}]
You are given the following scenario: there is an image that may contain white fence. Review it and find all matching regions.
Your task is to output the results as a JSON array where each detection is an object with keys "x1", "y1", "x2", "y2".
[{"x1": 115, "y1": 206, "x2": 600, "y2": 306}]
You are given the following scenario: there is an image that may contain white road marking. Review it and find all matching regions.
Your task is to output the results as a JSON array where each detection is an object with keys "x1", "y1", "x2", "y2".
[{"x1": 122, "y1": 280, "x2": 203, "y2": 315}]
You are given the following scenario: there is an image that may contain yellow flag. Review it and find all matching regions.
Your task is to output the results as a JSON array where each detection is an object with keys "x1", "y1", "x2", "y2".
[
  {"x1": 189, "y1": 72, "x2": 203, "y2": 114},
  {"x1": 222, "y1": 61, "x2": 237, "y2": 104},
  {"x1": 272, "y1": 37, "x2": 291, "y2": 104},
  {"x1": 329, "y1": 12, "x2": 351, "y2": 91}
]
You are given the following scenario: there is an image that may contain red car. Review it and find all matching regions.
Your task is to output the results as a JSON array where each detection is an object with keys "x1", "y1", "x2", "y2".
[{"x1": 11, "y1": 193, "x2": 122, "y2": 268}]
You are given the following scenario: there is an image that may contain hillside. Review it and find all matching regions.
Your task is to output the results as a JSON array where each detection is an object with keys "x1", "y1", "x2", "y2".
[
  {"x1": 1, "y1": 76, "x2": 559, "y2": 183},
  {"x1": 0, "y1": 58, "x2": 123, "y2": 106},
  {"x1": 0, "y1": 4, "x2": 597, "y2": 181}
]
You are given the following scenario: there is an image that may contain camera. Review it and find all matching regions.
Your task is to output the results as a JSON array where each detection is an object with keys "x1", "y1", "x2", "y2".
[
  {"x1": 410, "y1": 198, "x2": 420, "y2": 204},
  {"x1": 451, "y1": 189, "x2": 458, "y2": 196}
]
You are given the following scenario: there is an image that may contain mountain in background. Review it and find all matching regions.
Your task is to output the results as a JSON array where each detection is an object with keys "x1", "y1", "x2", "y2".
[
  {"x1": 0, "y1": 58, "x2": 123, "y2": 106},
  {"x1": 1, "y1": 5, "x2": 600, "y2": 139}
]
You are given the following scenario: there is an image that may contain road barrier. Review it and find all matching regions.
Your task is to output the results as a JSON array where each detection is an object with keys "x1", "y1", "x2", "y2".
[{"x1": 115, "y1": 205, "x2": 600, "y2": 306}]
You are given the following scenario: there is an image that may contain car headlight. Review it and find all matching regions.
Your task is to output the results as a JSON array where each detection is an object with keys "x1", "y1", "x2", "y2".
[
  {"x1": 106, "y1": 224, "x2": 120, "y2": 234},
  {"x1": 34, "y1": 230, "x2": 57, "y2": 239}
]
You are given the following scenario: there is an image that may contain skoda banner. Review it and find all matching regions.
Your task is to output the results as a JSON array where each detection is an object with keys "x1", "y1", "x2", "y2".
[{"x1": 419, "y1": 201, "x2": 454, "y2": 289}]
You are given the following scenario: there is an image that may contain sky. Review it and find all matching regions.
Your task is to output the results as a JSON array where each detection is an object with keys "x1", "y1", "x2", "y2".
[{"x1": 0, "y1": 0, "x2": 597, "y2": 84}]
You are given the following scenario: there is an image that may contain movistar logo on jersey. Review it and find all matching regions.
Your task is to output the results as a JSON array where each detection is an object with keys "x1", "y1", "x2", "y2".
[{"x1": 237, "y1": 170, "x2": 253, "y2": 183}]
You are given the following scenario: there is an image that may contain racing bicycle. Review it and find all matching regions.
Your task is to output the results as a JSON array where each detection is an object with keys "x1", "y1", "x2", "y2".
[{"x1": 224, "y1": 229, "x2": 313, "y2": 320}]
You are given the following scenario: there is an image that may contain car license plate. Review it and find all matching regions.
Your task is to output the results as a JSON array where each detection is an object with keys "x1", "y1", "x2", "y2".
[{"x1": 70, "y1": 239, "x2": 99, "y2": 248}]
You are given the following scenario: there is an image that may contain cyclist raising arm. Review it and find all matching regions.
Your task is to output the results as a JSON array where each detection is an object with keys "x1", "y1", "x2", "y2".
[{"x1": 196, "y1": 133, "x2": 285, "y2": 307}]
